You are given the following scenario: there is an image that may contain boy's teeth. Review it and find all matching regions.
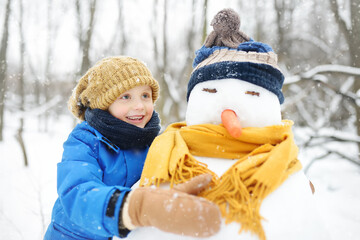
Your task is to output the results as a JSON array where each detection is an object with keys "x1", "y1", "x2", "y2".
[{"x1": 128, "y1": 116, "x2": 143, "y2": 120}]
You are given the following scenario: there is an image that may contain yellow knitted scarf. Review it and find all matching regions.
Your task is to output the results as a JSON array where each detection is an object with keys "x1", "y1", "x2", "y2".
[{"x1": 140, "y1": 120, "x2": 302, "y2": 239}]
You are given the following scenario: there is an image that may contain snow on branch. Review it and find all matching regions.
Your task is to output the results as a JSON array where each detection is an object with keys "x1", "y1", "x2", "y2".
[
  {"x1": 301, "y1": 128, "x2": 360, "y2": 173},
  {"x1": 285, "y1": 64, "x2": 360, "y2": 102},
  {"x1": 285, "y1": 64, "x2": 360, "y2": 84},
  {"x1": 289, "y1": 34, "x2": 333, "y2": 55},
  {"x1": 306, "y1": 132, "x2": 360, "y2": 145},
  {"x1": 304, "y1": 149, "x2": 360, "y2": 173},
  {"x1": 12, "y1": 95, "x2": 63, "y2": 119},
  {"x1": 303, "y1": 65, "x2": 360, "y2": 79}
]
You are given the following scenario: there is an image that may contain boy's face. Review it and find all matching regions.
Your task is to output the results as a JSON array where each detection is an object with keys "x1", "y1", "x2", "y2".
[{"x1": 108, "y1": 85, "x2": 154, "y2": 128}]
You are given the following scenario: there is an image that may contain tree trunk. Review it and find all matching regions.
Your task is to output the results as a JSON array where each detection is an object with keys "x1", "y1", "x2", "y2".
[
  {"x1": 42, "y1": 0, "x2": 54, "y2": 132},
  {"x1": 76, "y1": 0, "x2": 97, "y2": 77},
  {"x1": 0, "y1": 0, "x2": 12, "y2": 141},
  {"x1": 118, "y1": 0, "x2": 127, "y2": 54},
  {"x1": 160, "y1": 0, "x2": 172, "y2": 125},
  {"x1": 16, "y1": 0, "x2": 28, "y2": 166},
  {"x1": 16, "y1": 119, "x2": 28, "y2": 167},
  {"x1": 151, "y1": 0, "x2": 161, "y2": 117},
  {"x1": 274, "y1": 0, "x2": 295, "y2": 63},
  {"x1": 202, "y1": 0, "x2": 208, "y2": 43},
  {"x1": 153, "y1": 0, "x2": 176, "y2": 126},
  {"x1": 178, "y1": 0, "x2": 202, "y2": 103},
  {"x1": 72, "y1": 0, "x2": 97, "y2": 126}
]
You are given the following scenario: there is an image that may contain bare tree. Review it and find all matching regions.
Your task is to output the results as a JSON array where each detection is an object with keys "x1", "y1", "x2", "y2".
[
  {"x1": 42, "y1": 0, "x2": 56, "y2": 131},
  {"x1": 68, "y1": 0, "x2": 97, "y2": 126},
  {"x1": 151, "y1": 0, "x2": 159, "y2": 71},
  {"x1": 118, "y1": 0, "x2": 127, "y2": 54},
  {"x1": 151, "y1": 0, "x2": 179, "y2": 126},
  {"x1": 159, "y1": 0, "x2": 177, "y2": 124},
  {"x1": 329, "y1": 0, "x2": 360, "y2": 151},
  {"x1": 75, "y1": 0, "x2": 97, "y2": 77},
  {"x1": 183, "y1": 0, "x2": 205, "y2": 77},
  {"x1": 0, "y1": 0, "x2": 12, "y2": 141},
  {"x1": 25, "y1": 1, "x2": 64, "y2": 131},
  {"x1": 273, "y1": 0, "x2": 296, "y2": 63},
  {"x1": 284, "y1": 64, "x2": 360, "y2": 169},
  {"x1": 202, "y1": 0, "x2": 208, "y2": 43},
  {"x1": 173, "y1": 0, "x2": 204, "y2": 118},
  {"x1": 105, "y1": 0, "x2": 127, "y2": 55},
  {"x1": 151, "y1": 0, "x2": 205, "y2": 126},
  {"x1": 33, "y1": 0, "x2": 61, "y2": 132},
  {"x1": 15, "y1": 0, "x2": 28, "y2": 166}
]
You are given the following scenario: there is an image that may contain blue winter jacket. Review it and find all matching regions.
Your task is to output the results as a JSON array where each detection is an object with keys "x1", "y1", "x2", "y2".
[{"x1": 44, "y1": 121, "x2": 148, "y2": 240}]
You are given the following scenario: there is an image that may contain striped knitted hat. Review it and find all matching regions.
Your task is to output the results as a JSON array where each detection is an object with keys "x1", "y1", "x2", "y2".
[
  {"x1": 69, "y1": 56, "x2": 160, "y2": 120},
  {"x1": 187, "y1": 8, "x2": 284, "y2": 104}
]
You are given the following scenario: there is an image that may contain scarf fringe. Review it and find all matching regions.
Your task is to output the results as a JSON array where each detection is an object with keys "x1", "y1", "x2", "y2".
[
  {"x1": 200, "y1": 167, "x2": 267, "y2": 240},
  {"x1": 171, "y1": 155, "x2": 219, "y2": 187}
]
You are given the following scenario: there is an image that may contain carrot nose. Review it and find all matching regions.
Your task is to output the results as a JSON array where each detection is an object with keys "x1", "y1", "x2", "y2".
[{"x1": 221, "y1": 109, "x2": 242, "y2": 138}]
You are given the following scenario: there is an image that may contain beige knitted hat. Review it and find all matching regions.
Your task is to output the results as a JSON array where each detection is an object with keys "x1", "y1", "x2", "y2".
[{"x1": 68, "y1": 56, "x2": 160, "y2": 120}]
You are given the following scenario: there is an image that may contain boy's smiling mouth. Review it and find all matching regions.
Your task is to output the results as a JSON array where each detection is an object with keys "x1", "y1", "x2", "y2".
[{"x1": 127, "y1": 115, "x2": 145, "y2": 121}]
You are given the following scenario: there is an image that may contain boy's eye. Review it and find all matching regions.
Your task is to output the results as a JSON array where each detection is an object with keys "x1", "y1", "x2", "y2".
[
  {"x1": 142, "y1": 93, "x2": 151, "y2": 99},
  {"x1": 245, "y1": 91, "x2": 260, "y2": 97},
  {"x1": 120, "y1": 94, "x2": 130, "y2": 100},
  {"x1": 202, "y1": 88, "x2": 217, "y2": 93}
]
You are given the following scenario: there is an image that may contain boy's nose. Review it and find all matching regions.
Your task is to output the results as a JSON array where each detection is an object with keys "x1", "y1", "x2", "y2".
[{"x1": 133, "y1": 98, "x2": 145, "y2": 110}]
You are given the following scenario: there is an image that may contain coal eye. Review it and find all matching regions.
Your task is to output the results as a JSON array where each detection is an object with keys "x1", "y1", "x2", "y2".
[
  {"x1": 202, "y1": 88, "x2": 217, "y2": 93},
  {"x1": 245, "y1": 91, "x2": 260, "y2": 97}
]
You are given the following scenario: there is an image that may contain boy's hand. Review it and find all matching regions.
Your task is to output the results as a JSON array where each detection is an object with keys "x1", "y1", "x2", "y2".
[{"x1": 121, "y1": 174, "x2": 221, "y2": 237}]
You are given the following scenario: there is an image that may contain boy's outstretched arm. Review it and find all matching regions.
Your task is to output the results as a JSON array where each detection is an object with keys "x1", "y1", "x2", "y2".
[{"x1": 120, "y1": 174, "x2": 221, "y2": 238}]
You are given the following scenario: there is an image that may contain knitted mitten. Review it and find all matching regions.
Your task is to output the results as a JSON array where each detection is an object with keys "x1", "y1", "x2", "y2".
[{"x1": 121, "y1": 174, "x2": 221, "y2": 237}]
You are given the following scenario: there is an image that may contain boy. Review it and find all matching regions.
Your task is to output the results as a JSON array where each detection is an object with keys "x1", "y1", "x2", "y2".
[{"x1": 44, "y1": 56, "x2": 220, "y2": 240}]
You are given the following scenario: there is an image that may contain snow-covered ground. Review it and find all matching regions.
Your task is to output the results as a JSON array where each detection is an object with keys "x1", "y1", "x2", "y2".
[
  {"x1": 0, "y1": 112, "x2": 359, "y2": 240},
  {"x1": 0, "y1": 113, "x2": 73, "y2": 240}
]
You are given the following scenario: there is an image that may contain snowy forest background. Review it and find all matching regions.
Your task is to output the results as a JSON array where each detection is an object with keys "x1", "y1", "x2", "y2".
[{"x1": 0, "y1": 0, "x2": 360, "y2": 239}]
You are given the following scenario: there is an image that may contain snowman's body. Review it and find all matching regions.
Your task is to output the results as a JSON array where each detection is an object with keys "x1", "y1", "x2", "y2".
[
  {"x1": 125, "y1": 79, "x2": 328, "y2": 240},
  {"x1": 126, "y1": 162, "x2": 323, "y2": 240}
]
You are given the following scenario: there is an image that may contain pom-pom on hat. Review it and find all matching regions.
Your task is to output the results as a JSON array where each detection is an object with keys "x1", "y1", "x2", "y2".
[
  {"x1": 187, "y1": 8, "x2": 285, "y2": 104},
  {"x1": 69, "y1": 56, "x2": 160, "y2": 120}
]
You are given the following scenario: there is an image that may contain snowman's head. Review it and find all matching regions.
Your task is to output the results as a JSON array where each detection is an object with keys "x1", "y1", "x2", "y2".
[
  {"x1": 186, "y1": 78, "x2": 281, "y2": 128},
  {"x1": 186, "y1": 9, "x2": 285, "y2": 137}
]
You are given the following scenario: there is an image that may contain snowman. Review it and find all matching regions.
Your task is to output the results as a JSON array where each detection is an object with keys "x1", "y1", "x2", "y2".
[{"x1": 125, "y1": 9, "x2": 328, "y2": 240}]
